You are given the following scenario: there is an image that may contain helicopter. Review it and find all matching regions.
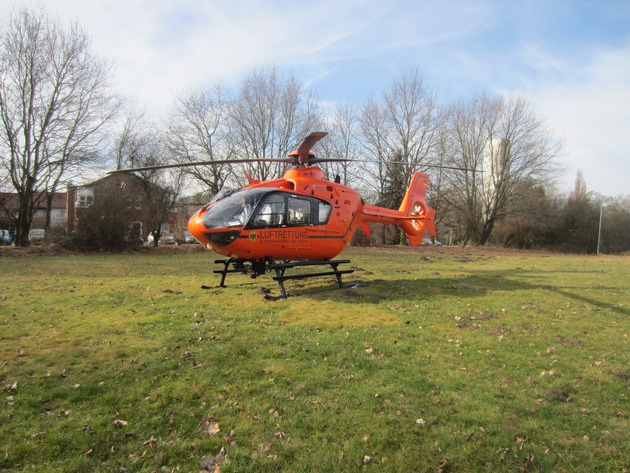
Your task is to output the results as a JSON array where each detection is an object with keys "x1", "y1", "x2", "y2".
[{"x1": 120, "y1": 131, "x2": 436, "y2": 298}]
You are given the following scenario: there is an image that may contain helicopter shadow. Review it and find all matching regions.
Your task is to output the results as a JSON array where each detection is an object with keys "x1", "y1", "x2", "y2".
[{"x1": 298, "y1": 267, "x2": 628, "y2": 317}]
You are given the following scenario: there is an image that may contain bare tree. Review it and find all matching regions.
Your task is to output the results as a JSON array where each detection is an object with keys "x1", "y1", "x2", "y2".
[
  {"x1": 597, "y1": 194, "x2": 630, "y2": 254},
  {"x1": 230, "y1": 67, "x2": 321, "y2": 181},
  {"x1": 141, "y1": 167, "x2": 183, "y2": 247},
  {"x1": 491, "y1": 178, "x2": 563, "y2": 249},
  {"x1": 428, "y1": 129, "x2": 451, "y2": 236},
  {"x1": 360, "y1": 70, "x2": 441, "y2": 201},
  {"x1": 318, "y1": 102, "x2": 360, "y2": 186},
  {"x1": 558, "y1": 170, "x2": 599, "y2": 253},
  {"x1": 165, "y1": 85, "x2": 235, "y2": 197},
  {"x1": 111, "y1": 118, "x2": 183, "y2": 246},
  {"x1": 439, "y1": 93, "x2": 493, "y2": 244},
  {"x1": 359, "y1": 70, "x2": 441, "y2": 244},
  {"x1": 0, "y1": 6, "x2": 119, "y2": 245},
  {"x1": 359, "y1": 98, "x2": 390, "y2": 203},
  {"x1": 113, "y1": 102, "x2": 150, "y2": 171},
  {"x1": 383, "y1": 69, "x2": 441, "y2": 180},
  {"x1": 442, "y1": 92, "x2": 562, "y2": 245}
]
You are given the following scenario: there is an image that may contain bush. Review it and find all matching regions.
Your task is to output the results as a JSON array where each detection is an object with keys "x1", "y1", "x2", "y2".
[
  {"x1": 351, "y1": 224, "x2": 375, "y2": 247},
  {"x1": 62, "y1": 191, "x2": 141, "y2": 252}
]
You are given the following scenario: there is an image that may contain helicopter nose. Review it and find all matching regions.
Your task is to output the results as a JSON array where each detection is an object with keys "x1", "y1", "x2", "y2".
[
  {"x1": 187, "y1": 210, "x2": 209, "y2": 246},
  {"x1": 188, "y1": 211, "x2": 241, "y2": 249}
]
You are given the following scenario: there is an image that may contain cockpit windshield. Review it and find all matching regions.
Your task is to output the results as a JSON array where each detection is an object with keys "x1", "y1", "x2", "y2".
[{"x1": 201, "y1": 188, "x2": 271, "y2": 229}]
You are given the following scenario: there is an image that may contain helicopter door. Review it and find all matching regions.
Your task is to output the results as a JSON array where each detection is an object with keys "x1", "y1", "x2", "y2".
[{"x1": 249, "y1": 193, "x2": 286, "y2": 228}]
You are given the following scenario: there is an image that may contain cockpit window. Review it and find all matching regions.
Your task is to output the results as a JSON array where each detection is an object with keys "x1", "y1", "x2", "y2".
[{"x1": 201, "y1": 188, "x2": 270, "y2": 229}]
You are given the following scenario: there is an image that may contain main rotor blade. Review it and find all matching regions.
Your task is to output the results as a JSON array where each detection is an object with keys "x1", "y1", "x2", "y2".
[
  {"x1": 416, "y1": 163, "x2": 481, "y2": 172},
  {"x1": 360, "y1": 160, "x2": 481, "y2": 173},
  {"x1": 109, "y1": 158, "x2": 293, "y2": 174},
  {"x1": 309, "y1": 158, "x2": 353, "y2": 164},
  {"x1": 297, "y1": 131, "x2": 328, "y2": 165}
]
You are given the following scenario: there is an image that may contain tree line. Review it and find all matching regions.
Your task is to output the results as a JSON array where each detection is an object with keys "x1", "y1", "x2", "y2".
[{"x1": 1, "y1": 6, "x2": 628, "y2": 253}]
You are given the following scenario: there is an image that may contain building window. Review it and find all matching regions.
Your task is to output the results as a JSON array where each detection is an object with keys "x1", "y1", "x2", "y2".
[{"x1": 77, "y1": 189, "x2": 94, "y2": 208}]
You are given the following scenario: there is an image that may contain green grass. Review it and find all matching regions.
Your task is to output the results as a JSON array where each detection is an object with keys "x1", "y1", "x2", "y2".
[{"x1": 1, "y1": 246, "x2": 628, "y2": 472}]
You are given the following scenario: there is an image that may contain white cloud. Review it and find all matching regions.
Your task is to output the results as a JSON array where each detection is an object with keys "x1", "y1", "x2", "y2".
[
  {"x1": 28, "y1": 0, "x2": 395, "y2": 115},
  {"x1": 4, "y1": 0, "x2": 629, "y2": 196},
  {"x1": 526, "y1": 44, "x2": 630, "y2": 196}
]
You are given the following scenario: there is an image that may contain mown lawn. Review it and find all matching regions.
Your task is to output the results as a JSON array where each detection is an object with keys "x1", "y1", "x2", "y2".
[{"x1": 1, "y1": 246, "x2": 628, "y2": 472}]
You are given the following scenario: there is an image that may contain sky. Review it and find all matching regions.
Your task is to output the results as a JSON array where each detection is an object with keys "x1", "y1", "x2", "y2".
[{"x1": 3, "y1": 0, "x2": 630, "y2": 196}]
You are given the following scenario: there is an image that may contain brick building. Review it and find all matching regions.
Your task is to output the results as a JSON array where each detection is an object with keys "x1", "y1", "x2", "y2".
[
  {"x1": 2, "y1": 172, "x2": 182, "y2": 243},
  {"x1": 67, "y1": 172, "x2": 179, "y2": 241}
]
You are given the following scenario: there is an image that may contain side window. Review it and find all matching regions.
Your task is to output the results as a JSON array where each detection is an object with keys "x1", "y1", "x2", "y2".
[
  {"x1": 288, "y1": 197, "x2": 311, "y2": 225},
  {"x1": 250, "y1": 193, "x2": 285, "y2": 228},
  {"x1": 316, "y1": 201, "x2": 332, "y2": 224},
  {"x1": 248, "y1": 194, "x2": 332, "y2": 227}
]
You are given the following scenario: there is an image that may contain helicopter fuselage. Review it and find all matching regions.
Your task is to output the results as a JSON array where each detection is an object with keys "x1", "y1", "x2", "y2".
[{"x1": 187, "y1": 167, "x2": 364, "y2": 261}]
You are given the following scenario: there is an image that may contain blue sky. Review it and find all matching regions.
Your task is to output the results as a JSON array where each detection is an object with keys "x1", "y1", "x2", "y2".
[{"x1": 5, "y1": 0, "x2": 630, "y2": 196}]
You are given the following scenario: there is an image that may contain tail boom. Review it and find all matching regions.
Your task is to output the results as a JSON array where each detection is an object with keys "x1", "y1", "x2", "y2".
[{"x1": 360, "y1": 172, "x2": 436, "y2": 246}]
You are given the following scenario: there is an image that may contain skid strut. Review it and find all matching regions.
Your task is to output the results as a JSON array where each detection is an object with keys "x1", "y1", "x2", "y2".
[{"x1": 211, "y1": 258, "x2": 355, "y2": 299}]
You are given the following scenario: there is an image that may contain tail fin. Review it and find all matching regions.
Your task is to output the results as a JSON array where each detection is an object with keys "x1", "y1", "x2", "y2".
[
  {"x1": 397, "y1": 172, "x2": 436, "y2": 246},
  {"x1": 361, "y1": 172, "x2": 436, "y2": 247}
]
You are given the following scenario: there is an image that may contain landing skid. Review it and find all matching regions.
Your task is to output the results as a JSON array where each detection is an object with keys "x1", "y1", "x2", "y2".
[{"x1": 211, "y1": 258, "x2": 355, "y2": 299}]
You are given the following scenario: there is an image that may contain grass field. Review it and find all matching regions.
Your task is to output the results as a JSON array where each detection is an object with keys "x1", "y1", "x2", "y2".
[{"x1": 1, "y1": 246, "x2": 628, "y2": 472}]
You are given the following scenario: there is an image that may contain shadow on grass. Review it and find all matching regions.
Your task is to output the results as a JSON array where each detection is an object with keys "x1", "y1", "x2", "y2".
[{"x1": 294, "y1": 268, "x2": 629, "y2": 317}]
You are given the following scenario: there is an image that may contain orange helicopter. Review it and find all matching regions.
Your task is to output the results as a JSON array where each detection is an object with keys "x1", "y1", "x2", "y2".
[{"x1": 122, "y1": 132, "x2": 437, "y2": 298}]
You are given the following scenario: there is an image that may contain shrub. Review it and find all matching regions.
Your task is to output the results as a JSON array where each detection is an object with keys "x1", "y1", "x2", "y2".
[{"x1": 62, "y1": 191, "x2": 141, "y2": 251}]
